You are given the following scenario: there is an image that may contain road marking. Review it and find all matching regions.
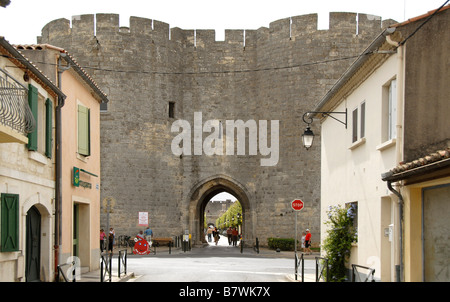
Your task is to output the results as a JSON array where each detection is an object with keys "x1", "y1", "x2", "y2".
[{"x1": 210, "y1": 269, "x2": 286, "y2": 276}]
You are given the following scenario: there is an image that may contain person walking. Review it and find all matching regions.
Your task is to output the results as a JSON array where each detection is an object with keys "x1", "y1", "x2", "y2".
[
  {"x1": 100, "y1": 229, "x2": 106, "y2": 252},
  {"x1": 207, "y1": 227, "x2": 213, "y2": 242},
  {"x1": 301, "y1": 232, "x2": 306, "y2": 253},
  {"x1": 108, "y1": 228, "x2": 115, "y2": 253},
  {"x1": 213, "y1": 227, "x2": 220, "y2": 245},
  {"x1": 231, "y1": 227, "x2": 239, "y2": 246},
  {"x1": 304, "y1": 229, "x2": 312, "y2": 255},
  {"x1": 227, "y1": 227, "x2": 232, "y2": 245}
]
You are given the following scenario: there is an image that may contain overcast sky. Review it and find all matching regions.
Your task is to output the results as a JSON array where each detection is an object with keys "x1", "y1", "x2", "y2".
[{"x1": 0, "y1": 0, "x2": 447, "y2": 44}]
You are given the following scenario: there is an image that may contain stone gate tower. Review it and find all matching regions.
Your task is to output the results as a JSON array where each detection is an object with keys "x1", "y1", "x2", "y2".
[{"x1": 38, "y1": 12, "x2": 393, "y2": 246}]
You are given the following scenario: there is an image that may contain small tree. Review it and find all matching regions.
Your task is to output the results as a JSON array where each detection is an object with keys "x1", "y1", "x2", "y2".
[{"x1": 322, "y1": 204, "x2": 357, "y2": 282}]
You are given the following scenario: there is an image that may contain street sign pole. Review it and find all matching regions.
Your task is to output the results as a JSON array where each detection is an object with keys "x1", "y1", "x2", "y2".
[
  {"x1": 291, "y1": 199, "x2": 304, "y2": 256},
  {"x1": 295, "y1": 210, "x2": 298, "y2": 254},
  {"x1": 291, "y1": 199, "x2": 304, "y2": 280},
  {"x1": 102, "y1": 197, "x2": 115, "y2": 253}
]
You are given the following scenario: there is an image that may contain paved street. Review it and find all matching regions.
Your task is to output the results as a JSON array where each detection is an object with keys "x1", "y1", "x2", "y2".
[{"x1": 106, "y1": 236, "x2": 317, "y2": 282}]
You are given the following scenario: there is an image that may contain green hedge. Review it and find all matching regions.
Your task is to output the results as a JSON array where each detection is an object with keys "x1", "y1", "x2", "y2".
[{"x1": 267, "y1": 238, "x2": 296, "y2": 251}]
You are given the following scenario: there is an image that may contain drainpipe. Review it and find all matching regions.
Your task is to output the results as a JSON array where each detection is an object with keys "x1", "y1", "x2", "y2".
[
  {"x1": 385, "y1": 32, "x2": 405, "y2": 282},
  {"x1": 387, "y1": 181, "x2": 404, "y2": 282},
  {"x1": 54, "y1": 53, "x2": 70, "y2": 276}
]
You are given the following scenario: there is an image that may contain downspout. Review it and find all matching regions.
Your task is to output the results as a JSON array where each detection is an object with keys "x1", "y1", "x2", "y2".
[
  {"x1": 387, "y1": 181, "x2": 404, "y2": 282},
  {"x1": 385, "y1": 33, "x2": 405, "y2": 282},
  {"x1": 55, "y1": 53, "x2": 69, "y2": 277}
]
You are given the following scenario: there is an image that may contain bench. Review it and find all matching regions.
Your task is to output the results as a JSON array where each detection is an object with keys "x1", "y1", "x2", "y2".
[{"x1": 152, "y1": 237, "x2": 173, "y2": 247}]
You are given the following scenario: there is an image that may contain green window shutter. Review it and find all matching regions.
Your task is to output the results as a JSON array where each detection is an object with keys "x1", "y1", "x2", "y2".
[
  {"x1": 45, "y1": 98, "x2": 53, "y2": 158},
  {"x1": 1, "y1": 193, "x2": 19, "y2": 252},
  {"x1": 27, "y1": 84, "x2": 38, "y2": 151},
  {"x1": 78, "y1": 105, "x2": 90, "y2": 156}
]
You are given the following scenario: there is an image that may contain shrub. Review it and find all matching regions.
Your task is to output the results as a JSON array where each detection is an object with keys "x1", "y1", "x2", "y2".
[
  {"x1": 267, "y1": 238, "x2": 296, "y2": 251},
  {"x1": 322, "y1": 204, "x2": 357, "y2": 282}
]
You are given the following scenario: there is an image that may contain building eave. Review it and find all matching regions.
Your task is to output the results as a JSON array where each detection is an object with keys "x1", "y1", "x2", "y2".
[
  {"x1": 15, "y1": 43, "x2": 109, "y2": 104},
  {"x1": 0, "y1": 36, "x2": 65, "y2": 100}
]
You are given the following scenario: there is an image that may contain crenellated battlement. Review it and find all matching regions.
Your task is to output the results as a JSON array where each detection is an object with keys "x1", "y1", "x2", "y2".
[{"x1": 38, "y1": 12, "x2": 395, "y2": 49}]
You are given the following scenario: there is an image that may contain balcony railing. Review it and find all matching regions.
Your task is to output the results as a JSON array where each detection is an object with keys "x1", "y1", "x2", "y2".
[{"x1": 0, "y1": 68, "x2": 35, "y2": 136}]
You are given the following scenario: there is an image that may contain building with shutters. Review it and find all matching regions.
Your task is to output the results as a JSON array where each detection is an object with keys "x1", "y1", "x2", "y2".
[
  {"x1": 0, "y1": 37, "x2": 65, "y2": 281},
  {"x1": 310, "y1": 5, "x2": 449, "y2": 282},
  {"x1": 17, "y1": 44, "x2": 109, "y2": 278}
]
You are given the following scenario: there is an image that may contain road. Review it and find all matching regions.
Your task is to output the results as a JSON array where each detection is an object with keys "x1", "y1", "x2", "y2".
[{"x1": 113, "y1": 236, "x2": 316, "y2": 282}]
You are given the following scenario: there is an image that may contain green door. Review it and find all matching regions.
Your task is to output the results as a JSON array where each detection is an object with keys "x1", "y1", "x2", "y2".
[{"x1": 73, "y1": 204, "x2": 79, "y2": 257}]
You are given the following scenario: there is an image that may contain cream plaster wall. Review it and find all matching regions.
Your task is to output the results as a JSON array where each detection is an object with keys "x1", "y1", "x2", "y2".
[{"x1": 320, "y1": 54, "x2": 400, "y2": 281}]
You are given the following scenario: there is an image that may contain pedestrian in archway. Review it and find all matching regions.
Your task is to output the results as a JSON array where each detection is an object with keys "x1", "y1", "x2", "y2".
[
  {"x1": 213, "y1": 227, "x2": 220, "y2": 245},
  {"x1": 207, "y1": 227, "x2": 213, "y2": 242},
  {"x1": 227, "y1": 227, "x2": 232, "y2": 245},
  {"x1": 232, "y1": 227, "x2": 238, "y2": 246}
]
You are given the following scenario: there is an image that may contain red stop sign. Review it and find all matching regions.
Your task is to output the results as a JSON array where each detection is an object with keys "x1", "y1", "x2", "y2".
[{"x1": 291, "y1": 199, "x2": 304, "y2": 211}]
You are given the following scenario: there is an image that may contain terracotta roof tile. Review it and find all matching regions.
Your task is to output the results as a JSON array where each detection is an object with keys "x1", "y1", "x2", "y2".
[
  {"x1": 14, "y1": 44, "x2": 108, "y2": 102},
  {"x1": 390, "y1": 148, "x2": 450, "y2": 174}
]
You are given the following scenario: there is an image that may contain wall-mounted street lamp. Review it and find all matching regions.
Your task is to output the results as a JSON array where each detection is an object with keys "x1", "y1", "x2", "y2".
[{"x1": 301, "y1": 109, "x2": 347, "y2": 150}]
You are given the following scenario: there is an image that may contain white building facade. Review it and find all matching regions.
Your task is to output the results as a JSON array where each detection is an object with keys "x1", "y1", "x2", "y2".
[{"x1": 311, "y1": 28, "x2": 404, "y2": 281}]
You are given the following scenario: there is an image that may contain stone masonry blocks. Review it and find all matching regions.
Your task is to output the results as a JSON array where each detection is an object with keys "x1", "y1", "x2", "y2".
[{"x1": 38, "y1": 12, "x2": 385, "y2": 247}]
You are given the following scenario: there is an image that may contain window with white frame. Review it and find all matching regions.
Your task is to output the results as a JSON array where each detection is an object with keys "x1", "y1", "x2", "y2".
[
  {"x1": 381, "y1": 78, "x2": 397, "y2": 143},
  {"x1": 352, "y1": 101, "x2": 366, "y2": 144},
  {"x1": 388, "y1": 79, "x2": 397, "y2": 140}
]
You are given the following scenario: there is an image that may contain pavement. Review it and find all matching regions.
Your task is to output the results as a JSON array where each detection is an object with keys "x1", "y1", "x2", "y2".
[{"x1": 78, "y1": 239, "x2": 320, "y2": 282}]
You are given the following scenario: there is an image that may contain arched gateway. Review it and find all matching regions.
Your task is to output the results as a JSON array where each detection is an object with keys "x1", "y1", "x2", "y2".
[{"x1": 188, "y1": 175, "x2": 253, "y2": 246}]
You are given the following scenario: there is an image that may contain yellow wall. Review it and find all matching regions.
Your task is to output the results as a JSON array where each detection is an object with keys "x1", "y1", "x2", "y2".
[
  {"x1": 60, "y1": 69, "x2": 101, "y2": 270},
  {"x1": 403, "y1": 176, "x2": 450, "y2": 281}
]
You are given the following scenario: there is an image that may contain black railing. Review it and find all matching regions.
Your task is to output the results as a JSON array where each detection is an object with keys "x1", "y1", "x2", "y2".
[
  {"x1": 56, "y1": 261, "x2": 77, "y2": 282},
  {"x1": 294, "y1": 253, "x2": 305, "y2": 281},
  {"x1": 352, "y1": 264, "x2": 376, "y2": 282},
  {"x1": 118, "y1": 249, "x2": 127, "y2": 278},
  {"x1": 315, "y1": 257, "x2": 330, "y2": 282},
  {"x1": 0, "y1": 68, "x2": 35, "y2": 135},
  {"x1": 100, "y1": 252, "x2": 112, "y2": 282},
  {"x1": 253, "y1": 237, "x2": 259, "y2": 254}
]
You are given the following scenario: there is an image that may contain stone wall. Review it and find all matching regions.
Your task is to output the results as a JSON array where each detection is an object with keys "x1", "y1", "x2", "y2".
[{"x1": 38, "y1": 12, "x2": 393, "y2": 246}]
